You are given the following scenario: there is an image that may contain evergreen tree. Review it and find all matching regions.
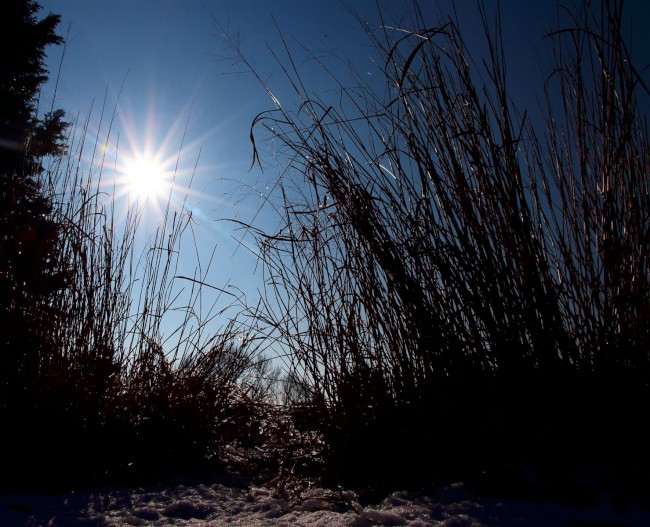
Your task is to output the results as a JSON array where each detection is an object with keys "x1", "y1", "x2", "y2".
[{"x1": 0, "y1": 0, "x2": 68, "y2": 415}]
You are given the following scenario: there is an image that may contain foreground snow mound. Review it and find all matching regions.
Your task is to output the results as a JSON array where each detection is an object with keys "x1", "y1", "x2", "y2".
[{"x1": 1, "y1": 480, "x2": 649, "y2": 526}]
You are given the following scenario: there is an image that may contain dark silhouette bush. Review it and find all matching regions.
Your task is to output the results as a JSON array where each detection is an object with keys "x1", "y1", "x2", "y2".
[{"x1": 231, "y1": 0, "x2": 649, "y2": 491}]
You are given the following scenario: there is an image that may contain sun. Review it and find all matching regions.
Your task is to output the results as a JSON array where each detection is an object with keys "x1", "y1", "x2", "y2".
[
  {"x1": 121, "y1": 153, "x2": 170, "y2": 201},
  {"x1": 100, "y1": 104, "x2": 211, "y2": 223}
]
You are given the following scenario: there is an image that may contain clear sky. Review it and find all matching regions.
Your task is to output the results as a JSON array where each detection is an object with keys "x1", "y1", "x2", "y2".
[{"x1": 35, "y1": 0, "x2": 649, "y2": 350}]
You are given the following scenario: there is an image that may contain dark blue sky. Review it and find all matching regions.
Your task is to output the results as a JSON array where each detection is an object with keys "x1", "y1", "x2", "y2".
[{"x1": 35, "y1": 0, "x2": 649, "y2": 346}]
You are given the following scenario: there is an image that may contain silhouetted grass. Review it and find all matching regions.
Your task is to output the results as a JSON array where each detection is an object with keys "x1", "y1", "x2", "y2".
[
  {"x1": 230, "y1": 0, "x2": 649, "y2": 491},
  {"x1": 0, "y1": 97, "x2": 275, "y2": 492}
]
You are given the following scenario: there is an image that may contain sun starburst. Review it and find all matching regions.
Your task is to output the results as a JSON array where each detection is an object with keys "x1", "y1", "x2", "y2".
[{"x1": 120, "y1": 152, "x2": 171, "y2": 201}]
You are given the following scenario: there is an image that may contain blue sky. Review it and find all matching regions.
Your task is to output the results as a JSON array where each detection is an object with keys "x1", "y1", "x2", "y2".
[{"x1": 35, "y1": 0, "x2": 649, "y2": 350}]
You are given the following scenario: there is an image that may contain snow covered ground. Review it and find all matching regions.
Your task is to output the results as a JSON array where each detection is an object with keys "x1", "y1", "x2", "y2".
[{"x1": 2, "y1": 476, "x2": 650, "y2": 527}]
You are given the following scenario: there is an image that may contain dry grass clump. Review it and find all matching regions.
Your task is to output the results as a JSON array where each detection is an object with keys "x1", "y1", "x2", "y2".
[
  {"x1": 231, "y1": 0, "x2": 649, "y2": 489},
  {"x1": 1, "y1": 99, "x2": 275, "y2": 492}
]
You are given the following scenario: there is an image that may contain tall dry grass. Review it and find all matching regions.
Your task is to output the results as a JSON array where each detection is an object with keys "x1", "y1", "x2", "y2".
[
  {"x1": 230, "y1": 0, "x2": 649, "y2": 489},
  {"x1": 1, "y1": 94, "x2": 274, "y2": 491}
]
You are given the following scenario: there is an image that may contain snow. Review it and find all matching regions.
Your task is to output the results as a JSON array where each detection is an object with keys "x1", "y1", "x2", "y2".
[{"x1": 2, "y1": 478, "x2": 650, "y2": 527}]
